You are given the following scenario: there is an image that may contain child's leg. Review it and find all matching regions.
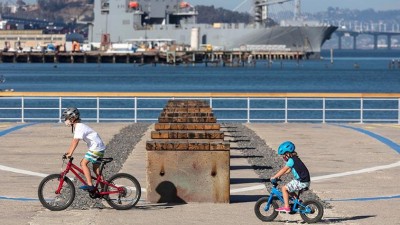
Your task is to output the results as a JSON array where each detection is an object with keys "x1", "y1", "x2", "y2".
[
  {"x1": 281, "y1": 186, "x2": 290, "y2": 208},
  {"x1": 81, "y1": 158, "x2": 93, "y2": 186},
  {"x1": 92, "y1": 163, "x2": 103, "y2": 180}
]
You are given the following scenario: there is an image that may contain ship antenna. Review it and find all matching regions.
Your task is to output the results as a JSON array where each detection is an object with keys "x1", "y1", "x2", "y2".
[{"x1": 294, "y1": 0, "x2": 301, "y2": 21}]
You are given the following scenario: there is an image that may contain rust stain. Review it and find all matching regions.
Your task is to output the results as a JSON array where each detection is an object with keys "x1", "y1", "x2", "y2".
[
  {"x1": 160, "y1": 163, "x2": 165, "y2": 176},
  {"x1": 211, "y1": 161, "x2": 217, "y2": 177},
  {"x1": 192, "y1": 162, "x2": 197, "y2": 170}
]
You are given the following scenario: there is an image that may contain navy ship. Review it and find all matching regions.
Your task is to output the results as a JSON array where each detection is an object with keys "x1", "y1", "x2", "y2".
[{"x1": 89, "y1": 0, "x2": 337, "y2": 58}]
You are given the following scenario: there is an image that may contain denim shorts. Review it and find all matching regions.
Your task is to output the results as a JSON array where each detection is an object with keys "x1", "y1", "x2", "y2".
[
  {"x1": 285, "y1": 179, "x2": 310, "y2": 193},
  {"x1": 84, "y1": 150, "x2": 105, "y2": 164}
]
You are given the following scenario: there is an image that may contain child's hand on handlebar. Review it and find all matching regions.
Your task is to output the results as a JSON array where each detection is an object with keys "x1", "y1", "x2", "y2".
[
  {"x1": 63, "y1": 153, "x2": 72, "y2": 159},
  {"x1": 270, "y1": 177, "x2": 281, "y2": 185}
]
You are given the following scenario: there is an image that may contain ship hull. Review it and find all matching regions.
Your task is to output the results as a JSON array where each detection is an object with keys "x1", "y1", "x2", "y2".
[
  {"x1": 127, "y1": 25, "x2": 337, "y2": 53},
  {"x1": 90, "y1": 1, "x2": 337, "y2": 58}
]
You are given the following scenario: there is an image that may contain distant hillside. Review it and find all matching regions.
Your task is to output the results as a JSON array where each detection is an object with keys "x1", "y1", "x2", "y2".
[
  {"x1": 196, "y1": 5, "x2": 252, "y2": 23},
  {"x1": 1, "y1": 1, "x2": 399, "y2": 26},
  {"x1": 1, "y1": 0, "x2": 93, "y2": 23},
  {"x1": 1, "y1": 1, "x2": 251, "y2": 24}
]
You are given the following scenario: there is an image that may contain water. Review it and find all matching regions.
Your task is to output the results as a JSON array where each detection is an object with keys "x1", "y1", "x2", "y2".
[
  {"x1": 0, "y1": 50, "x2": 399, "y2": 122},
  {"x1": 0, "y1": 50, "x2": 399, "y2": 93}
]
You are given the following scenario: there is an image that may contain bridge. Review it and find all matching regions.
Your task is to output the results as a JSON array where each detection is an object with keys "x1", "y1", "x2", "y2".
[
  {"x1": 335, "y1": 29, "x2": 400, "y2": 50},
  {"x1": 332, "y1": 21, "x2": 400, "y2": 50}
]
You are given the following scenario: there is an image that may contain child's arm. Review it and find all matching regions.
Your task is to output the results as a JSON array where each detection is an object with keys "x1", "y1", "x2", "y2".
[
  {"x1": 65, "y1": 138, "x2": 80, "y2": 158},
  {"x1": 271, "y1": 166, "x2": 291, "y2": 179}
]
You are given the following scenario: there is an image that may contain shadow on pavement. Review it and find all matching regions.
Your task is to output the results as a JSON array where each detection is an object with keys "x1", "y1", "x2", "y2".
[
  {"x1": 323, "y1": 215, "x2": 377, "y2": 223},
  {"x1": 230, "y1": 178, "x2": 268, "y2": 184},
  {"x1": 135, "y1": 203, "x2": 177, "y2": 210},
  {"x1": 230, "y1": 195, "x2": 265, "y2": 203},
  {"x1": 230, "y1": 155, "x2": 263, "y2": 159},
  {"x1": 230, "y1": 165, "x2": 272, "y2": 170}
]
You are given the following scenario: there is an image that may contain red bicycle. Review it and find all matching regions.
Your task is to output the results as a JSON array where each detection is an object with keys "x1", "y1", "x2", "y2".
[{"x1": 38, "y1": 155, "x2": 141, "y2": 211}]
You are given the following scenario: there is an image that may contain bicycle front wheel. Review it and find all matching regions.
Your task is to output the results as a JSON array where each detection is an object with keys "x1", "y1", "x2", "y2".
[
  {"x1": 254, "y1": 196, "x2": 279, "y2": 221},
  {"x1": 104, "y1": 173, "x2": 141, "y2": 210},
  {"x1": 38, "y1": 174, "x2": 75, "y2": 211}
]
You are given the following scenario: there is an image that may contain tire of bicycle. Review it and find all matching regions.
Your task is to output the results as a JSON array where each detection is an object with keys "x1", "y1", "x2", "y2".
[
  {"x1": 38, "y1": 173, "x2": 76, "y2": 211},
  {"x1": 254, "y1": 196, "x2": 279, "y2": 222},
  {"x1": 299, "y1": 199, "x2": 324, "y2": 223},
  {"x1": 104, "y1": 173, "x2": 141, "y2": 210}
]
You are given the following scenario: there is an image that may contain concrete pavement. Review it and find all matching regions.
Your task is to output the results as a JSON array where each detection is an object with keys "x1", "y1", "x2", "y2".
[{"x1": 0, "y1": 122, "x2": 399, "y2": 225}]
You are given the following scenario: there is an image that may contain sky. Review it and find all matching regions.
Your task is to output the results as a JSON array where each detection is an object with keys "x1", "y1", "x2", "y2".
[{"x1": 189, "y1": 0, "x2": 400, "y2": 13}]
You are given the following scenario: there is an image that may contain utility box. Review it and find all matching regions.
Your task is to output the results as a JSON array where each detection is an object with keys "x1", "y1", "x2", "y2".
[{"x1": 146, "y1": 100, "x2": 230, "y2": 203}]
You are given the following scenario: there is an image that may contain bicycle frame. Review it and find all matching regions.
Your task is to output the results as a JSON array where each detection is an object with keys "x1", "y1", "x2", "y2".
[
  {"x1": 55, "y1": 158, "x2": 124, "y2": 196},
  {"x1": 266, "y1": 186, "x2": 313, "y2": 214}
]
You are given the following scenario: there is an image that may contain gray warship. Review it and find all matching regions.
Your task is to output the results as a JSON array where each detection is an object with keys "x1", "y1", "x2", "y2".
[{"x1": 89, "y1": 0, "x2": 337, "y2": 58}]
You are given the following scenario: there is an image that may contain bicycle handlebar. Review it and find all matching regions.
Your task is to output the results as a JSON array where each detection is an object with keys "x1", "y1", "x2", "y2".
[
  {"x1": 270, "y1": 178, "x2": 282, "y2": 186},
  {"x1": 62, "y1": 154, "x2": 74, "y2": 161}
]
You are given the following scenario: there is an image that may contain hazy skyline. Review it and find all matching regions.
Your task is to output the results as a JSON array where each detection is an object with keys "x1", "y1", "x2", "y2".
[
  {"x1": 4, "y1": 0, "x2": 400, "y2": 12},
  {"x1": 190, "y1": 0, "x2": 399, "y2": 12}
]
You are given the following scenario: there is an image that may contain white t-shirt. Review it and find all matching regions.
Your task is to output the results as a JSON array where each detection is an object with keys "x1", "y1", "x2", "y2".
[{"x1": 73, "y1": 123, "x2": 106, "y2": 151}]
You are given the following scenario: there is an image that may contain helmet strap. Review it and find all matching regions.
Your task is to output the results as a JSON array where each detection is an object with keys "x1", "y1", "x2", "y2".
[
  {"x1": 283, "y1": 154, "x2": 289, "y2": 161},
  {"x1": 70, "y1": 118, "x2": 76, "y2": 133}
]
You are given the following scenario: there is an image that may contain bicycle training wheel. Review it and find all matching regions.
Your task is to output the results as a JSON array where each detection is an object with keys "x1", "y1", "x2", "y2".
[
  {"x1": 38, "y1": 174, "x2": 75, "y2": 211},
  {"x1": 299, "y1": 199, "x2": 324, "y2": 223},
  {"x1": 104, "y1": 173, "x2": 141, "y2": 210},
  {"x1": 254, "y1": 196, "x2": 279, "y2": 222}
]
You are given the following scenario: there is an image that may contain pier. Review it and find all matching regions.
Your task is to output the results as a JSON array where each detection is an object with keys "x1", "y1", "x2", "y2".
[{"x1": 0, "y1": 50, "x2": 305, "y2": 65}]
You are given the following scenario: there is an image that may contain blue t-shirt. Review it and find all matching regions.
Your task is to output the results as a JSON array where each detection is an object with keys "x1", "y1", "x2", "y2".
[{"x1": 285, "y1": 156, "x2": 310, "y2": 182}]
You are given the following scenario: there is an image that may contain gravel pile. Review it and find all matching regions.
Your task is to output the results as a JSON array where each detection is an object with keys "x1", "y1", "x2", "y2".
[
  {"x1": 223, "y1": 123, "x2": 330, "y2": 208},
  {"x1": 70, "y1": 123, "x2": 151, "y2": 210}
]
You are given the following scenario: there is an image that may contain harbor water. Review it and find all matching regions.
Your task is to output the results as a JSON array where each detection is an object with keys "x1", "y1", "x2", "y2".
[{"x1": 0, "y1": 50, "x2": 399, "y2": 122}]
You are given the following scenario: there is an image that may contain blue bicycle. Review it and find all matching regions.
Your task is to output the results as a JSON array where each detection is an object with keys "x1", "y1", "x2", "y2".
[{"x1": 254, "y1": 179, "x2": 324, "y2": 223}]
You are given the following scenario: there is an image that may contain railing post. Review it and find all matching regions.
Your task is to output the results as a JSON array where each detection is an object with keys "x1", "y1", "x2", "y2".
[
  {"x1": 247, "y1": 97, "x2": 250, "y2": 123},
  {"x1": 360, "y1": 98, "x2": 364, "y2": 124},
  {"x1": 134, "y1": 97, "x2": 137, "y2": 123},
  {"x1": 285, "y1": 98, "x2": 288, "y2": 123},
  {"x1": 21, "y1": 97, "x2": 25, "y2": 123},
  {"x1": 322, "y1": 98, "x2": 326, "y2": 123},
  {"x1": 59, "y1": 97, "x2": 62, "y2": 123},
  {"x1": 398, "y1": 98, "x2": 400, "y2": 124},
  {"x1": 96, "y1": 97, "x2": 100, "y2": 123},
  {"x1": 209, "y1": 97, "x2": 213, "y2": 108}
]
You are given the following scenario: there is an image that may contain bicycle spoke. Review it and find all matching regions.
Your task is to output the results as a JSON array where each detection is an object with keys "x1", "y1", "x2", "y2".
[
  {"x1": 38, "y1": 174, "x2": 76, "y2": 211},
  {"x1": 104, "y1": 173, "x2": 141, "y2": 210}
]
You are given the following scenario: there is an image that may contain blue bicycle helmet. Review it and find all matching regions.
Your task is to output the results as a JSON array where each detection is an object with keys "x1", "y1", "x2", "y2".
[{"x1": 277, "y1": 141, "x2": 295, "y2": 155}]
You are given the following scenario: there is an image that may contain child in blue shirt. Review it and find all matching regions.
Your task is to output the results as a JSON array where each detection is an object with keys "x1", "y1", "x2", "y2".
[{"x1": 271, "y1": 141, "x2": 310, "y2": 213}]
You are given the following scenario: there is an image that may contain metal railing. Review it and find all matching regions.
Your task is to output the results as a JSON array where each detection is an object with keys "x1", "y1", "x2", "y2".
[{"x1": 0, "y1": 93, "x2": 399, "y2": 123}]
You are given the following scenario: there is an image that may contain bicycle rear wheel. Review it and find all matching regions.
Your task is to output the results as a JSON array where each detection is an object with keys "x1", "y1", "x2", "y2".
[
  {"x1": 254, "y1": 196, "x2": 279, "y2": 221},
  {"x1": 38, "y1": 174, "x2": 75, "y2": 211},
  {"x1": 104, "y1": 173, "x2": 141, "y2": 210},
  {"x1": 299, "y1": 199, "x2": 324, "y2": 223}
]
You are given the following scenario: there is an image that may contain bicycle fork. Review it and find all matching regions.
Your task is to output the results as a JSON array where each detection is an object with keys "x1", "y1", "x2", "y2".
[{"x1": 55, "y1": 172, "x2": 68, "y2": 194}]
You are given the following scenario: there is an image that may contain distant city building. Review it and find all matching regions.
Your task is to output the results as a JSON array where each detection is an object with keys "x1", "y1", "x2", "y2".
[{"x1": 0, "y1": 30, "x2": 65, "y2": 51}]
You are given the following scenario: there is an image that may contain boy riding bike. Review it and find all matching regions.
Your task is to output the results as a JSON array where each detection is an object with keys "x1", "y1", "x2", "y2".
[
  {"x1": 62, "y1": 107, "x2": 106, "y2": 191},
  {"x1": 270, "y1": 141, "x2": 310, "y2": 213}
]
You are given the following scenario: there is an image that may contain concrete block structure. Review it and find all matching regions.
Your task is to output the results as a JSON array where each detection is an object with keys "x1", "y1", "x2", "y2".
[{"x1": 146, "y1": 100, "x2": 230, "y2": 203}]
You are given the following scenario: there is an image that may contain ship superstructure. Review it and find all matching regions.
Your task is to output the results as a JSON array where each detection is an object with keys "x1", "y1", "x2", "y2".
[{"x1": 89, "y1": 0, "x2": 337, "y2": 58}]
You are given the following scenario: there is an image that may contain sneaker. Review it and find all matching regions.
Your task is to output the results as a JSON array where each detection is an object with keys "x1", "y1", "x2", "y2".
[
  {"x1": 79, "y1": 185, "x2": 95, "y2": 191},
  {"x1": 275, "y1": 207, "x2": 291, "y2": 213}
]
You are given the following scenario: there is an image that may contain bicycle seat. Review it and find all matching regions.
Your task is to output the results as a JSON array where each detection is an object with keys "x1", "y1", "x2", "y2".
[{"x1": 98, "y1": 158, "x2": 113, "y2": 163}]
